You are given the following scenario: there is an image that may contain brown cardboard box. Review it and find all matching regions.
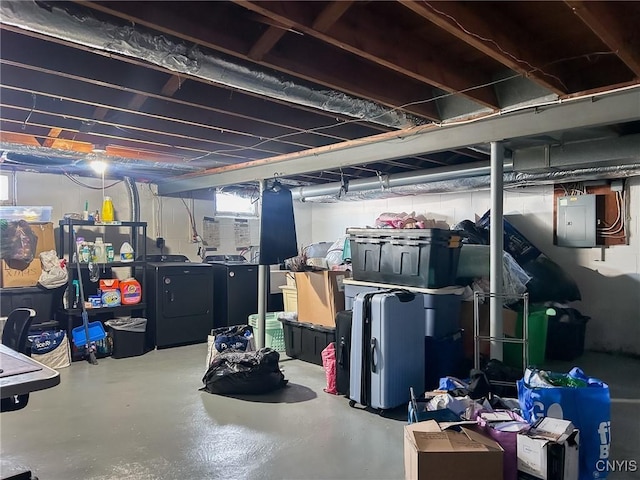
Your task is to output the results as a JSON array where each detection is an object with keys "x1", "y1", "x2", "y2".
[
  {"x1": 295, "y1": 270, "x2": 348, "y2": 327},
  {"x1": 460, "y1": 301, "x2": 518, "y2": 359},
  {"x1": 1, "y1": 222, "x2": 56, "y2": 288},
  {"x1": 404, "y1": 420, "x2": 504, "y2": 480}
]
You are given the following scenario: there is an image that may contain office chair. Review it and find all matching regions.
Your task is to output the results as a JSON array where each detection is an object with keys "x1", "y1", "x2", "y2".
[{"x1": 1, "y1": 308, "x2": 37, "y2": 412}]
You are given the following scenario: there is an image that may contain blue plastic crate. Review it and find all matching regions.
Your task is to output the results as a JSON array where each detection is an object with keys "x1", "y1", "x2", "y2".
[{"x1": 72, "y1": 321, "x2": 106, "y2": 346}]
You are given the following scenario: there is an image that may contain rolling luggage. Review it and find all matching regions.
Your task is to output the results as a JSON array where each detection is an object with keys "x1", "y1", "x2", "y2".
[
  {"x1": 335, "y1": 310, "x2": 353, "y2": 395},
  {"x1": 349, "y1": 290, "x2": 425, "y2": 410}
]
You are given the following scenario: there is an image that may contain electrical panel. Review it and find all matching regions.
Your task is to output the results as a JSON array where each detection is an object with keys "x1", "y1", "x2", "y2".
[{"x1": 557, "y1": 194, "x2": 596, "y2": 247}]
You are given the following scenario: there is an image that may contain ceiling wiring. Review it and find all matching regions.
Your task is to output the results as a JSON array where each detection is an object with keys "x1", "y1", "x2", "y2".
[{"x1": 421, "y1": 1, "x2": 568, "y2": 91}]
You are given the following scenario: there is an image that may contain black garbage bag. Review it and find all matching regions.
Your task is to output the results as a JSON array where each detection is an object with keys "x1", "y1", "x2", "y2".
[
  {"x1": 201, "y1": 348, "x2": 288, "y2": 395},
  {"x1": 0, "y1": 220, "x2": 38, "y2": 262},
  {"x1": 521, "y1": 255, "x2": 581, "y2": 303},
  {"x1": 453, "y1": 219, "x2": 488, "y2": 245}
]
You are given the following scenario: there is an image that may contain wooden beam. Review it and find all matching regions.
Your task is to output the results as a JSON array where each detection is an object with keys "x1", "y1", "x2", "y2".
[
  {"x1": 160, "y1": 75, "x2": 184, "y2": 97},
  {"x1": 42, "y1": 127, "x2": 63, "y2": 147},
  {"x1": 76, "y1": 2, "x2": 437, "y2": 122},
  {"x1": 235, "y1": 1, "x2": 499, "y2": 109},
  {"x1": 248, "y1": 25, "x2": 287, "y2": 61},
  {"x1": 312, "y1": 1, "x2": 354, "y2": 32},
  {"x1": 0, "y1": 131, "x2": 42, "y2": 147},
  {"x1": 398, "y1": 0, "x2": 567, "y2": 95},
  {"x1": 565, "y1": 1, "x2": 640, "y2": 77}
]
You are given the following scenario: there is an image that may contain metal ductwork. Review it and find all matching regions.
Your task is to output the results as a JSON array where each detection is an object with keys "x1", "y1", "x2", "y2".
[
  {"x1": 0, "y1": 1, "x2": 422, "y2": 129},
  {"x1": 514, "y1": 134, "x2": 640, "y2": 171},
  {"x1": 292, "y1": 159, "x2": 513, "y2": 200},
  {"x1": 296, "y1": 164, "x2": 640, "y2": 203}
]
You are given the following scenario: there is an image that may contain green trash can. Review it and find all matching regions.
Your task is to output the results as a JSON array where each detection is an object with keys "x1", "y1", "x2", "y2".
[{"x1": 504, "y1": 306, "x2": 548, "y2": 369}]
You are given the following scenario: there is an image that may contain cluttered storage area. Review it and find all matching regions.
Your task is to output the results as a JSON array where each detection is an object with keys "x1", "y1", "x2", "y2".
[{"x1": 1, "y1": 175, "x2": 638, "y2": 480}]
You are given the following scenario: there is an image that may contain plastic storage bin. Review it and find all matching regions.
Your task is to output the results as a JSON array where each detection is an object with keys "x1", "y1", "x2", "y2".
[
  {"x1": 504, "y1": 307, "x2": 548, "y2": 369},
  {"x1": 248, "y1": 312, "x2": 285, "y2": 352},
  {"x1": 347, "y1": 228, "x2": 462, "y2": 288},
  {"x1": 279, "y1": 318, "x2": 335, "y2": 365},
  {"x1": 423, "y1": 292, "x2": 462, "y2": 338},
  {"x1": 545, "y1": 309, "x2": 589, "y2": 361},
  {"x1": 105, "y1": 317, "x2": 147, "y2": 359}
]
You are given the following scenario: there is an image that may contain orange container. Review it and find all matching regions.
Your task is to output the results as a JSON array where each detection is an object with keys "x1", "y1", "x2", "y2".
[{"x1": 120, "y1": 278, "x2": 142, "y2": 305}]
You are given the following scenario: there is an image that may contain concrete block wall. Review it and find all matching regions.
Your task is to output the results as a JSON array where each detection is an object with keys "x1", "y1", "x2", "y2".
[{"x1": 295, "y1": 178, "x2": 640, "y2": 355}]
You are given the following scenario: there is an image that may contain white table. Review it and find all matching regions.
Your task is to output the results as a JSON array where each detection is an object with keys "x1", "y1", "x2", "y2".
[{"x1": 0, "y1": 344, "x2": 60, "y2": 398}]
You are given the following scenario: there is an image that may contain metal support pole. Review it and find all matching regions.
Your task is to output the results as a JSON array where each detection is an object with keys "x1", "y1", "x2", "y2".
[
  {"x1": 257, "y1": 179, "x2": 267, "y2": 349},
  {"x1": 490, "y1": 141, "x2": 504, "y2": 360}
]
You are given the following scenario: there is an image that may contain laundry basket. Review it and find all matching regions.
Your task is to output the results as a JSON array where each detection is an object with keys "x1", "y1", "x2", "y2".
[{"x1": 248, "y1": 312, "x2": 285, "y2": 352}]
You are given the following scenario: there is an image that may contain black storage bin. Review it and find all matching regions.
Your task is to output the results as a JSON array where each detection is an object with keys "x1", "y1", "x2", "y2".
[
  {"x1": 545, "y1": 309, "x2": 589, "y2": 361},
  {"x1": 106, "y1": 318, "x2": 147, "y2": 359},
  {"x1": 347, "y1": 228, "x2": 462, "y2": 289},
  {"x1": 280, "y1": 318, "x2": 335, "y2": 366}
]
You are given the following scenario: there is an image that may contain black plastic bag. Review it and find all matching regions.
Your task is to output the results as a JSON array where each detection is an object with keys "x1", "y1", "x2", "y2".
[
  {"x1": 201, "y1": 348, "x2": 288, "y2": 395},
  {"x1": 521, "y1": 255, "x2": 581, "y2": 303},
  {"x1": 453, "y1": 219, "x2": 488, "y2": 245},
  {"x1": 0, "y1": 220, "x2": 38, "y2": 262}
]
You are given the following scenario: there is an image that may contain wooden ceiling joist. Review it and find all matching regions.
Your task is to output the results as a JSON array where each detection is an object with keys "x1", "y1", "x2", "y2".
[
  {"x1": 565, "y1": 0, "x2": 640, "y2": 78},
  {"x1": 399, "y1": 0, "x2": 568, "y2": 95}
]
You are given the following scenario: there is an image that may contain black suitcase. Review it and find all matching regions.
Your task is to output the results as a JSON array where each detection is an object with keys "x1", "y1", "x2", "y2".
[{"x1": 335, "y1": 310, "x2": 353, "y2": 395}]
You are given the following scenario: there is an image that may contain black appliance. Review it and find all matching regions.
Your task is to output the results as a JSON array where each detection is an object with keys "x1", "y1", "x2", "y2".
[
  {"x1": 143, "y1": 261, "x2": 214, "y2": 349},
  {"x1": 208, "y1": 260, "x2": 261, "y2": 328}
]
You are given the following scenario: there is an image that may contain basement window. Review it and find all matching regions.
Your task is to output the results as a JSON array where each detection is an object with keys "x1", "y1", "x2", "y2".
[{"x1": 214, "y1": 191, "x2": 257, "y2": 217}]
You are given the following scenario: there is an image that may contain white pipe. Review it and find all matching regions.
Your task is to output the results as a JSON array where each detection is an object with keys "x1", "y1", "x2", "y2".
[
  {"x1": 257, "y1": 179, "x2": 267, "y2": 349},
  {"x1": 490, "y1": 142, "x2": 504, "y2": 361}
]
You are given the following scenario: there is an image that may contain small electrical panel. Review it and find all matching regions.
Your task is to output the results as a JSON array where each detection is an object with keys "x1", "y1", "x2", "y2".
[{"x1": 556, "y1": 194, "x2": 596, "y2": 247}]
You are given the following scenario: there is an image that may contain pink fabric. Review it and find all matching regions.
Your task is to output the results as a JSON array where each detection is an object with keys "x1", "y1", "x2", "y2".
[{"x1": 321, "y1": 342, "x2": 338, "y2": 395}]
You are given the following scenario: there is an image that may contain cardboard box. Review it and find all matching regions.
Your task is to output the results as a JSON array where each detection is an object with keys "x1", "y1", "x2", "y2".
[
  {"x1": 460, "y1": 301, "x2": 517, "y2": 359},
  {"x1": 404, "y1": 420, "x2": 504, "y2": 480},
  {"x1": 517, "y1": 417, "x2": 579, "y2": 480},
  {"x1": 295, "y1": 270, "x2": 348, "y2": 327},
  {"x1": 1, "y1": 222, "x2": 56, "y2": 288}
]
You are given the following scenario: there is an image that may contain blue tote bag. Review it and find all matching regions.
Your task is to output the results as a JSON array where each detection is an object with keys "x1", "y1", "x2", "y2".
[{"x1": 518, "y1": 367, "x2": 611, "y2": 480}]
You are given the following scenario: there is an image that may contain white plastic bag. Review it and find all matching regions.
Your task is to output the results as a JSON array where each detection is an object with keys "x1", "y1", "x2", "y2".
[{"x1": 38, "y1": 250, "x2": 68, "y2": 289}]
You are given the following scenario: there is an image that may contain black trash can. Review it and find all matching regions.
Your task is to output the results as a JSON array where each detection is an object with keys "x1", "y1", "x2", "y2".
[
  {"x1": 545, "y1": 308, "x2": 589, "y2": 361},
  {"x1": 105, "y1": 317, "x2": 148, "y2": 358}
]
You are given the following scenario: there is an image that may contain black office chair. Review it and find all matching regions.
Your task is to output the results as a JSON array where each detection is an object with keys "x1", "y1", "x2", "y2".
[{"x1": 1, "y1": 308, "x2": 37, "y2": 412}]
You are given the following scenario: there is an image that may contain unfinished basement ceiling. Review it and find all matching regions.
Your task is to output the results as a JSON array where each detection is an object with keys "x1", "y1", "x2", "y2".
[{"x1": 0, "y1": 1, "x2": 639, "y2": 197}]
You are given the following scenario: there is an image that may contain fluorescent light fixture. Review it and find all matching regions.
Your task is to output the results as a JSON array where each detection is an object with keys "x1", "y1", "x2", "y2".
[{"x1": 90, "y1": 160, "x2": 107, "y2": 174}]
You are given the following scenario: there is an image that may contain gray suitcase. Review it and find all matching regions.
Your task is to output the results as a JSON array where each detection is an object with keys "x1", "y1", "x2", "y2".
[{"x1": 349, "y1": 290, "x2": 425, "y2": 410}]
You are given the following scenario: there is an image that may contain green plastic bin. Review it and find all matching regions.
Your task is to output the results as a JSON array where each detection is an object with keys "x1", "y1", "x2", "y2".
[
  {"x1": 504, "y1": 307, "x2": 548, "y2": 369},
  {"x1": 248, "y1": 312, "x2": 286, "y2": 352}
]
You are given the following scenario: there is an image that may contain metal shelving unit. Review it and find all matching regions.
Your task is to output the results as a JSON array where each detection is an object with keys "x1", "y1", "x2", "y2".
[{"x1": 57, "y1": 219, "x2": 147, "y2": 343}]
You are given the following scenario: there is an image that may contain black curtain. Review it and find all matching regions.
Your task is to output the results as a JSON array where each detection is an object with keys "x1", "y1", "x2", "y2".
[{"x1": 259, "y1": 184, "x2": 298, "y2": 265}]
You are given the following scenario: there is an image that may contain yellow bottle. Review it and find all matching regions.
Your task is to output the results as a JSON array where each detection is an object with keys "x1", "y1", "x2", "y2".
[{"x1": 101, "y1": 196, "x2": 115, "y2": 222}]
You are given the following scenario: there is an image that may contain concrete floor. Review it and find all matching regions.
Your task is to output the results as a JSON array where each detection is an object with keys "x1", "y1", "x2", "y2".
[{"x1": 1, "y1": 346, "x2": 639, "y2": 480}]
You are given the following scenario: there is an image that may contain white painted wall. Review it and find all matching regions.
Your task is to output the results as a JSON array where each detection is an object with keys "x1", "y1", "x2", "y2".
[
  {"x1": 294, "y1": 177, "x2": 640, "y2": 355},
  {"x1": 9, "y1": 170, "x2": 214, "y2": 262},
  {"x1": 8, "y1": 170, "x2": 313, "y2": 263},
  {"x1": 10, "y1": 170, "x2": 638, "y2": 353}
]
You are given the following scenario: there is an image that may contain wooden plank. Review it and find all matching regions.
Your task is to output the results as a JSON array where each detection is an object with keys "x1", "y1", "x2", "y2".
[
  {"x1": 565, "y1": 1, "x2": 640, "y2": 77},
  {"x1": 42, "y1": 127, "x2": 62, "y2": 147},
  {"x1": 312, "y1": 1, "x2": 354, "y2": 32},
  {"x1": 235, "y1": 1, "x2": 499, "y2": 109},
  {"x1": 0, "y1": 131, "x2": 41, "y2": 146},
  {"x1": 248, "y1": 25, "x2": 287, "y2": 61},
  {"x1": 399, "y1": 0, "x2": 567, "y2": 95}
]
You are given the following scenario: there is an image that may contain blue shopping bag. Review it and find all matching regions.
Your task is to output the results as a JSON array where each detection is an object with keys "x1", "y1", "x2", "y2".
[{"x1": 518, "y1": 367, "x2": 611, "y2": 480}]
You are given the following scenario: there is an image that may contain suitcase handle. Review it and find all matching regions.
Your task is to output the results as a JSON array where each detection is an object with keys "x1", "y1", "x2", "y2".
[
  {"x1": 338, "y1": 338, "x2": 346, "y2": 366},
  {"x1": 370, "y1": 337, "x2": 377, "y2": 373}
]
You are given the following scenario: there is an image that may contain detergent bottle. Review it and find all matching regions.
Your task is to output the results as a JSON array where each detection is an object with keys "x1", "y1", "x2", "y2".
[{"x1": 120, "y1": 278, "x2": 142, "y2": 305}]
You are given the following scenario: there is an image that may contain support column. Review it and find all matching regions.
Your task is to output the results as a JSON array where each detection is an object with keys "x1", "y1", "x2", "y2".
[
  {"x1": 490, "y1": 141, "x2": 504, "y2": 360},
  {"x1": 257, "y1": 179, "x2": 267, "y2": 349}
]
